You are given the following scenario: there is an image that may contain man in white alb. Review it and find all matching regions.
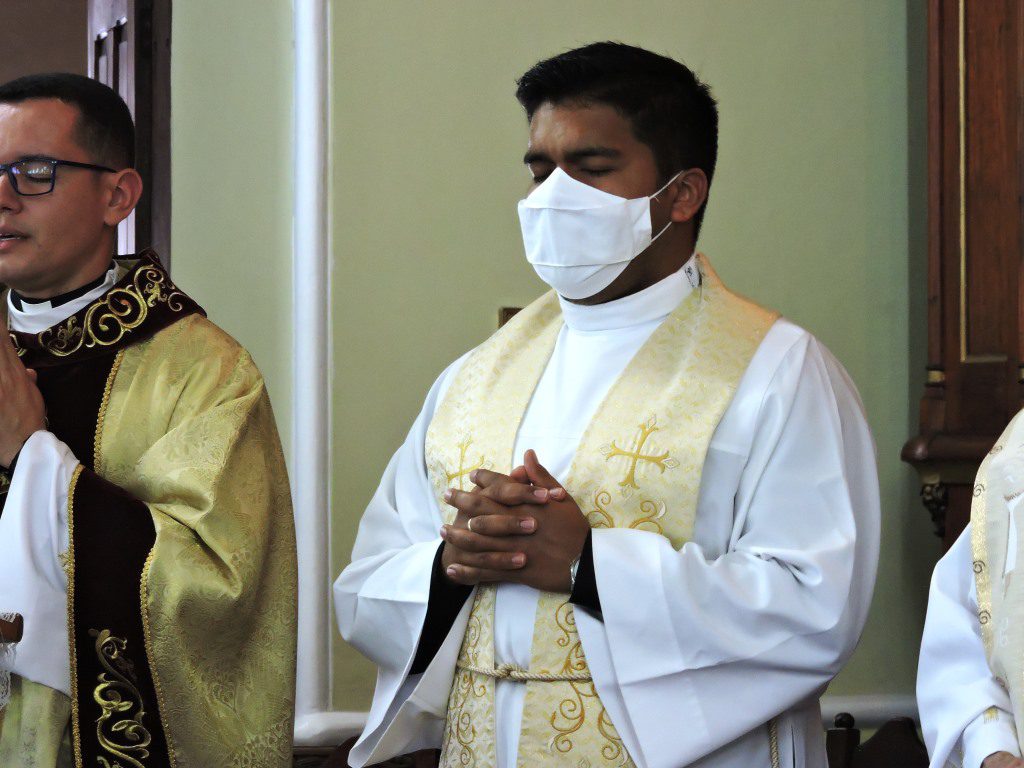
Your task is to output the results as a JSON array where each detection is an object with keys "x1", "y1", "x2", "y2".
[
  {"x1": 918, "y1": 411, "x2": 1024, "y2": 768},
  {"x1": 335, "y1": 42, "x2": 881, "y2": 768}
]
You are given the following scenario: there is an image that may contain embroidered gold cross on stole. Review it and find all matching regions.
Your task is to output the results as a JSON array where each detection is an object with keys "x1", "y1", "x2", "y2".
[
  {"x1": 445, "y1": 439, "x2": 487, "y2": 491},
  {"x1": 601, "y1": 415, "x2": 679, "y2": 494}
]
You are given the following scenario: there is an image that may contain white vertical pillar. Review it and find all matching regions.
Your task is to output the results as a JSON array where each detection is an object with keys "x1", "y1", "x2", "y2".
[{"x1": 292, "y1": 0, "x2": 330, "y2": 722}]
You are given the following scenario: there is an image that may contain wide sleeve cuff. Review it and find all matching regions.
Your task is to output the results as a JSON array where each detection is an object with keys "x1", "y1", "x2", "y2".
[
  {"x1": 409, "y1": 543, "x2": 472, "y2": 673},
  {"x1": 962, "y1": 708, "x2": 1021, "y2": 768},
  {"x1": 0, "y1": 430, "x2": 79, "y2": 695}
]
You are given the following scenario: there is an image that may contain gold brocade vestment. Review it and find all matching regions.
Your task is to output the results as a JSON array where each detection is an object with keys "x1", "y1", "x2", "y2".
[
  {"x1": 425, "y1": 255, "x2": 778, "y2": 768},
  {"x1": 0, "y1": 253, "x2": 297, "y2": 768},
  {"x1": 971, "y1": 408, "x2": 1024, "y2": 756}
]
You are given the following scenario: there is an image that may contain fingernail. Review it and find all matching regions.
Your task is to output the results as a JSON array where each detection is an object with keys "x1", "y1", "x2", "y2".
[
  {"x1": 447, "y1": 566, "x2": 458, "y2": 578},
  {"x1": 467, "y1": 518, "x2": 475, "y2": 532},
  {"x1": 551, "y1": 488, "x2": 566, "y2": 500},
  {"x1": 443, "y1": 489, "x2": 454, "y2": 502},
  {"x1": 469, "y1": 469, "x2": 478, "y2": 484},
  {"x1": 533, "y1": 488, "x2": 549, "y2": 501},
  {"x1": 512, "y1": 554, "x2": 525, "y2": 566},
  {"x1": 439, "y1": 526, "x2": 447, "y2": 539},
  {"x1": 520, "y1": 518, "x2": 535, "y2": 532}
]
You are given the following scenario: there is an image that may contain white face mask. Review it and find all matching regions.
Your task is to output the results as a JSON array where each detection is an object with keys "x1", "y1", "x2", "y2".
[{"x1": 517, "y1": 167, "x2": 682, "y2": 300}]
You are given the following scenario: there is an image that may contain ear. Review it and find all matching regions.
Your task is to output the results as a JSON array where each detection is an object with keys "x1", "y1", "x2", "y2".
[
  {"x1": 102, "y1": 168, "x2": 144, "y2": 227},
  {"x1": 667, "y1": 168, "x2": 708, "y2": 224}
]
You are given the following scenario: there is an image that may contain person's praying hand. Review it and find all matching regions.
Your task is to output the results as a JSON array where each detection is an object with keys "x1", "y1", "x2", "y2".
[
  {"x1": 0, "y1": 332, "x2": 44, "y2": 468},
  {"x1": 442, "y1": 449, "x2": 590, "y2": 592}
]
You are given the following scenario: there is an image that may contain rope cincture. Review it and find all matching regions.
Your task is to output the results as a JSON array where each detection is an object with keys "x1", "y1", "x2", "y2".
[{"x1": 456, "y1": 661, "x2": 592, "y2": 683}]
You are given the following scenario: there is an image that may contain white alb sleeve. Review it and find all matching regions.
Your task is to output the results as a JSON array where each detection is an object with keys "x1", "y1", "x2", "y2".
[
  {"x1": 918, "y1": 525, "x2": 1019, "y2": 768},
  {"x1": 0, "y1": 430, "x2": 80, "y2": 695},
  {"x1": 961, "y1": 707, "x2": 1020, "y2": 768}
]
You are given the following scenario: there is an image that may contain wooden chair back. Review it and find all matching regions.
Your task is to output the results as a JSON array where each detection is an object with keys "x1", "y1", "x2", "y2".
[{"x1": 826, "y1": 713, "x2": 929, "y2": 768}]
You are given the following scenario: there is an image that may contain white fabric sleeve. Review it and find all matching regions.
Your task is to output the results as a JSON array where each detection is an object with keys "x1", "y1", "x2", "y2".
[
  {"x1": 0, "y1": 430, "x2": 80, "y2": 695},
  {"x1": 918, "y1": 525, "x2": 1020, "y2": 768},
  {"x1": 961, "y1": 708, "x2": 1020, "y2": 768},
  {"x1": 575, "y1": 333, "x2": 881, "y2": 766},
  {"x1": 333, "y1": 354, "x2": 472, "y2": 766}
]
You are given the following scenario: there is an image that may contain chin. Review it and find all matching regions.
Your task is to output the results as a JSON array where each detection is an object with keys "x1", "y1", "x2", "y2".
[{"x1": 0, "y1": 253, "x2": 42, "y2": 293}]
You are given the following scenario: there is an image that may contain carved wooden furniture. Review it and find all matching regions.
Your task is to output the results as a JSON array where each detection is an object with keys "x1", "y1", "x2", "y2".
[
  {"x1": 902, "y1": 0, "x2": 1024, "y2": 548},
  {"x1": 0, "y1": 613, "x2": 23, "y2": 643},
  {"x1": 826, "y1": 714, "x2": 929, "y2": 768}
]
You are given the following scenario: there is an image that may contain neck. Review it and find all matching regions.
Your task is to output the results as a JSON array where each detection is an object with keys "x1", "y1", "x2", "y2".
[{"x1": 10, "y1": 261, "x2": 114, "y2": 308}]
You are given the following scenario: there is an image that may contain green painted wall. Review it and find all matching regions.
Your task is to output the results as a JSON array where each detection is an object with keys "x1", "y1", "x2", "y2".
[
  {"x1": 330, "y1": 0, "x2": 936, "y2": 711},
  {"x1": 170, "y1": 0, "x2": 294, "y2": 449}
]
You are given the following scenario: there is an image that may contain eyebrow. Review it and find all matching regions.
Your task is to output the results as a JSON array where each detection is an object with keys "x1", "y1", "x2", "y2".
[{"x1": 523, "y1": 146, "x2": 623, "y2": 165}]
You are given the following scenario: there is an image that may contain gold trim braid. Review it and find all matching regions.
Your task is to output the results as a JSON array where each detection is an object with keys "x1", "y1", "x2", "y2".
[
  {"x1": 139, "y1": 545, "x2": 175, "y2": 767},
  {"x1": 94, "y1": 350, "x2": 126, "y2": 472},
  {"x1": 66, "y1": 463, "x2": 85, "y2": 768},
  {"x1": 768, "y1": 717, "x2": 780, "y2": 768}
]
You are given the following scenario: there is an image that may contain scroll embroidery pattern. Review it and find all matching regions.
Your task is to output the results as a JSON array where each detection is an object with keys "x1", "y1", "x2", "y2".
[
  {"x1": 441, "y1": 605, "x2": 488, "y2": 767},
  {"x1": 8, "y1": 331, "x2": 25, "y2": 358},
  {"x1": 547, "y1": 602, "x2": 627, "y2": 766},
  {"x1": 37, "y1": 266, "x2": 186, "y2": 358},
  {"x1": 90, "y1": 628, "x2": 151, "y2": 768}
]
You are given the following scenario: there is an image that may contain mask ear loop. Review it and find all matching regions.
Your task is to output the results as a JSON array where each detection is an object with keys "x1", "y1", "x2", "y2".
[{"x1": 648, "y1": 170, "x2": 686, "y2": 244}]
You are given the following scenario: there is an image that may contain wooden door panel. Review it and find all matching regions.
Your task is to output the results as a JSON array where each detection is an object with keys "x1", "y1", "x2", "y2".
[
  {"x1": 904, "y1": 0, "x2": 1024, "y2": 547},
  {"x1": 86, "y1": 0, "x2": 169, "y2": 264}
]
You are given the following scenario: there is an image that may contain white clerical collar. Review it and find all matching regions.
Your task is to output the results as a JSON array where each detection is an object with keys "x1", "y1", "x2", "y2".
[
  {"x1": 7, "y1": 264, "x2": 119, "y2": 334},
  {"x1": 558, "y1": 253, "x2": 699, "y2": 333}
]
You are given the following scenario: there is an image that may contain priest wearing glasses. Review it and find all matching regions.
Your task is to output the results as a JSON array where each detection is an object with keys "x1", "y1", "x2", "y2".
[
  {"x1": 0, "y1": 73, "x2": 297, "y2": 767},
  {"x1": 335, "y1": 42, "x2": 881, "y2": 768}
]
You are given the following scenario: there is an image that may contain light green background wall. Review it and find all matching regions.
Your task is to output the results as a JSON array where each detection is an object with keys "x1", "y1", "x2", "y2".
[
  {"x1": 170, "y1": 0, "x2": 294, "y2": 447},
  {"x1": 330, "y1": 0, "x2": 937, "y2": 711}
]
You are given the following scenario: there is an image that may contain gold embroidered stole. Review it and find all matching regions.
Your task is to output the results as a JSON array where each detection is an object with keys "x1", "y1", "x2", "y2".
[
  {"x1": 426, "y1": 255, "x2": 778, "y2": 768},
  {"x1": 971, "y1": 408, "x2": 1024, "y2": 753}
]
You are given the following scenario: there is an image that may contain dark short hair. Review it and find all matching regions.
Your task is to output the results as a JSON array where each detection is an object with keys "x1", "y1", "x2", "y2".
[
  {"x1": 0, "y1": 72, "x2": 135, "y2": 169},
  {"x1": 516, "y1": 42, "x2": 718, "y2": 236}
]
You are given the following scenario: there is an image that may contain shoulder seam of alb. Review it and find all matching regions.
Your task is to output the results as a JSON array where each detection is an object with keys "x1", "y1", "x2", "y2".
[{"x1": 747, "y1": 320, "x2": 812, "y2": 433}]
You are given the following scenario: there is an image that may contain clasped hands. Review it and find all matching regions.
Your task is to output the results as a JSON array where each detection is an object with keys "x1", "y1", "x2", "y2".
[
  {"x1": 440, "y1": 449, "x2": 590, "y2": 593},
  {"x1": 0, "y1": 332, "x2": 45, "y2": 468}
]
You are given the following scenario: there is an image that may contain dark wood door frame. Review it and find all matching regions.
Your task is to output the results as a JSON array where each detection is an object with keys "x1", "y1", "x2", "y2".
[
  {"x1": 903, "y1": 0, "x2": 1024, "y2": 547},
  {"x1": 87, "y1": 0, "x2": 171, "y2": 266}
]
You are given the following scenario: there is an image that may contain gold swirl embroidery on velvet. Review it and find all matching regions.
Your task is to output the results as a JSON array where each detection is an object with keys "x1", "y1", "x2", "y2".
[
  {"x1": 36, "y1": 267, "x2": 186, "y2": 358},
  {"x1": 8, "y1": 331, "x2": 25, "y2": 358},
  {"x1": 600, "y1": 415, "x2": 678, "y2": 497},
  {"x1": 89, "y1": 628, "x2": 152, "y2": 768}
]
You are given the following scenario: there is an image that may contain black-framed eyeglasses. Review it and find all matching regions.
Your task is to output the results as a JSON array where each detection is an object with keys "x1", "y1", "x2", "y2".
[{"x1": 0, "y1": 157, "x2": 117, "y2": 196}]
